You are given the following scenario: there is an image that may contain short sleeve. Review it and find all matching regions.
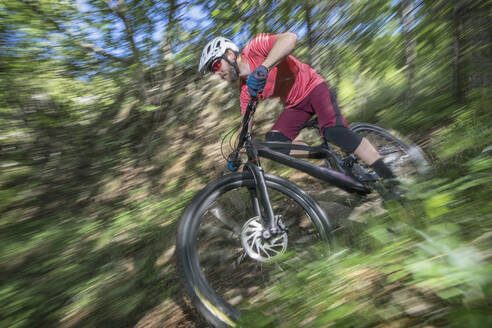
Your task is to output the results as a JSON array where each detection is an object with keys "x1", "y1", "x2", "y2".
[
  {"x1": 248, "y1": 33, "x2": 276, "y2": 57},
  {"x1": 239, "y1": 34, "x2": 277, "y2": 115}
]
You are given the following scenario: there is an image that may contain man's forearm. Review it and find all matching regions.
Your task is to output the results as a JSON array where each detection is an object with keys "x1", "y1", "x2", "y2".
[{"x1": 262, "y1": 32, "x2": 297, "y2": 70}]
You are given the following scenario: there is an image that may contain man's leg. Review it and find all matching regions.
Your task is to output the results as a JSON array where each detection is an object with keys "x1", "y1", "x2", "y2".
[
  {"x1": 266, "y1": 131, "x2": 311, "y2": 157},
  {"x1": 267, "y1": 96, "x2": 314, "y2": 156},
  {"x1": 311, "y1": 83, "x2": 397, "y2": 180},
  {"x1": 353, "y1": 138, "x2": 395, "y2": 179},
  {"x1": 353, "y1": 137, "x2": 380, "y2": 164},
  {"x1": 265, "y1": 130, "x2": 291, "y2": 155}
]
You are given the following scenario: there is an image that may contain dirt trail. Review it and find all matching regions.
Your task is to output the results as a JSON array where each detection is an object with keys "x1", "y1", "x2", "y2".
[{"x1": 135, "y1": 297, "x2": 202, "y2": 328}]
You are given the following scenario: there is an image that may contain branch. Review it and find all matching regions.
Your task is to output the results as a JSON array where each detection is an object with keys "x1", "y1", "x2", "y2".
[
  {"x1": 80, "y1": 43, "x2": 133, "y2": 64},
  {"x1": 105, "y1": 0, "x2": 140, "y2": 63},
  {"x1": 19, "y1": 0, "x2": 131, "y2": 65},
  {"x1": 19, "y1": 0, "x2": 62, "y2": 32}
]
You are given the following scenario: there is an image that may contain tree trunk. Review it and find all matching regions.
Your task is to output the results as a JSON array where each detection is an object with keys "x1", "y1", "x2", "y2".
[
  {"x1": 451, "y1": 0, "x2": 492, "y2": 106},
  {"x1": 164, "y1": 0, "x2": 179, "y2": 78},
  {"x1": 401, "y1": 0, "x2": 417, "y2": 111},
  {"x1": 107, "y1": 0, "x2": 146, "y2": 99},
  {"x1": 467, "y1": 1, "x2": 492, "y2": 90},
  {"x1": 452, "y1": 2, "x2": 466, "y2": 104},
  {"x1": 304, "y1": 2, "x2": 314, "y2": 66}
]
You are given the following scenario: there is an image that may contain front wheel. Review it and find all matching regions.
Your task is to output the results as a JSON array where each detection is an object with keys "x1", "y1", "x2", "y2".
[
  {"x1": 350, "y1": 123, "x2": 430, "y2": 183},
  {"x1": 176, "y1": 172, "x2": 332, "y2": 327}
]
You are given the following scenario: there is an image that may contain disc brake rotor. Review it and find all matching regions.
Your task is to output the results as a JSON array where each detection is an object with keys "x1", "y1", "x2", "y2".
[{"x1": 241, "y1": 216, "x2": 287, "y2": 262}]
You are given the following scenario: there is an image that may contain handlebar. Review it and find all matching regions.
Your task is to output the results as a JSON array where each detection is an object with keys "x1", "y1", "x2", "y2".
[{"x1": 235, "y1": 97, "x2": 258, "y2": 152}]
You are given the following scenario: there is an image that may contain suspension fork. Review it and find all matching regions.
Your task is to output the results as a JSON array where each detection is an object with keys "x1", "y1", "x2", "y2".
[
  {"x1": 244, "y1": 140, "x2": 278, "y2": 238},
  {"x1": 247, "y1": 187, "x2": 262, "y2": 222}
]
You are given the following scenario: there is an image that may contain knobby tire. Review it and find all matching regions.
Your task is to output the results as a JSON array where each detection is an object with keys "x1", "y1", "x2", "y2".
[{"x1": 176, "y1": 172, "x2": 332, "y2": 327}]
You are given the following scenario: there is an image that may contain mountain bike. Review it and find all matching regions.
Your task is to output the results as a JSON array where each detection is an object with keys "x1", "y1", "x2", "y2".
[{"x1": 176, "y1": 98, "x2": 429, "y2": 327}]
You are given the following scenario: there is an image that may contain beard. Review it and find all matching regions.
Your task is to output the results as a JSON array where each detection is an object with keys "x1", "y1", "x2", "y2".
[{"x1": 225, "y1": 65, "x2": 239, "y2": 83}]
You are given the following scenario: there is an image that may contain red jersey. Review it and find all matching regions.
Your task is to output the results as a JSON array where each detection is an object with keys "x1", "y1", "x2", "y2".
[{"x1": 239, "y1": 33, "x2": 324, "y2": 115}]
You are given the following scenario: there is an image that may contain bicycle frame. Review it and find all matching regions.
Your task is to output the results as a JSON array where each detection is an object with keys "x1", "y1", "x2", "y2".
[{"x1": 236, "y1": 99, "x2": 371, "y2": 237}]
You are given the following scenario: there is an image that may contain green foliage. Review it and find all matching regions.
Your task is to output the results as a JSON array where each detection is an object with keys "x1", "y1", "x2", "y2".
[
  {"x1": 239, "y1": 167, "x2": 492, "y2": 327},
  {"x1": 1, "y1": 0, "x2": 491, "y2": 326}
]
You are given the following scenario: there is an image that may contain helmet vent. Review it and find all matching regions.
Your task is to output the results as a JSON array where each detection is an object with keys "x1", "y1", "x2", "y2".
[{"x1": 199, "y1": 36, "x2": 239, "y2": 74}]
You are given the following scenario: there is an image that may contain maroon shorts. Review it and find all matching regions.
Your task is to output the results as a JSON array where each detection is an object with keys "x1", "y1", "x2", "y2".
[{"x1": 271, "y1": 82, "x2": 348, "y2": 140}]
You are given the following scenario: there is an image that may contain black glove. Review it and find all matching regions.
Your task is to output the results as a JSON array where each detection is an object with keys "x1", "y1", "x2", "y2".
[{"x1": 247, "y1": 65, "x2": 268, "y2": 97}]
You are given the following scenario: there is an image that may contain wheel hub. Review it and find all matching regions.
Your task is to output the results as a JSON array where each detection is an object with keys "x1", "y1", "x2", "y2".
[{"x1": 240, "y1": 216, "x2": 287, "y2": 262}]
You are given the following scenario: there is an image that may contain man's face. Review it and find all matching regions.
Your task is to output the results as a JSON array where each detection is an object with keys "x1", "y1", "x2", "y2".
[{"x1": 211, "y1": 53, "x2": 238, "y2": 83}]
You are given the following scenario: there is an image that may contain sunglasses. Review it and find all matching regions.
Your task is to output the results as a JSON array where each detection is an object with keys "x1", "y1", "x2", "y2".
[{"x1": 209, "y1": 58, "x2": 222, "y2": 73}]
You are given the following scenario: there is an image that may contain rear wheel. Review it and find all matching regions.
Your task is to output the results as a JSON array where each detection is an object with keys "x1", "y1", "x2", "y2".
[
  {"x1": 176, "y1": 172, "x2": 332, "y2": 327},
  {"x1": 350, "y1": 123, "x2": 430, "y2": 183}
]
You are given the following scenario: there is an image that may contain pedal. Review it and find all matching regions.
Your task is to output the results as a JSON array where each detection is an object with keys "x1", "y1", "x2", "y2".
[
  {"x1": 358, "y1": 171, "x2": 379, "y2": 183},
  {"x1": 342, "y1": 154, "x2": 357, "y2": 168}
]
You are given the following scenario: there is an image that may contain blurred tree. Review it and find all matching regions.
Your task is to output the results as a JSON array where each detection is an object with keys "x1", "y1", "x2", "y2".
[
  {"x1": 1, "y1": 1, "x2": 491, "y2": 327},
  {"x1": 452, "y1": 0, "x2": 467, "y2": 105},
  {"x1": 303, "y1": 0, "x2": 314, "y2": 66},
  {"x1": 400, "y1": 0, "x2": 417, "y2": 111},
  {"x1": 466, "y1": 0, "x2": 492, "y2": 91}
]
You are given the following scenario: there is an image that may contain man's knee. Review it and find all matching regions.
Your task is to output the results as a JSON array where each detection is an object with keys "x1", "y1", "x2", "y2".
[
  {"x1": 265, "y1": 131, "x2": 291, "y2": 155},
  {"x1": 323, "y1": 126, "x2": 362, "y2": 153}
]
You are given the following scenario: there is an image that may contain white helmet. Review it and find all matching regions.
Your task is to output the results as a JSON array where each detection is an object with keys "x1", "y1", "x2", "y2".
[{"x1": 198, "y1": 36, "x2": 239, "y2": 75}]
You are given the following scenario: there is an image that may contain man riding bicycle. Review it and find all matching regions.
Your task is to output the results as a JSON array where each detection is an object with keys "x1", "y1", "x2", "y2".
[{"x1": 198, "y1": 32, "x2": 397, "y2": 184}]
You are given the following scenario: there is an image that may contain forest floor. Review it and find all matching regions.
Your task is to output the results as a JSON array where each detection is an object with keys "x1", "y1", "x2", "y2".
[
  {"x1": 128, "y1": 105, "x2": 399, "y2": 327},
  {"x1": 132, "y1": 175, "x2": 387, "y2": 328}
]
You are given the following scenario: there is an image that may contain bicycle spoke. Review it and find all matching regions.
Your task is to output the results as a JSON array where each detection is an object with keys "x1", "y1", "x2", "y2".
[
  {"x1": 194, "y1": 184, "x2": 323, "y2": 312},
  {"x1": 352, "y1": 127, "x2": 423, "y2": 182},
  {"x1": 207, "y1": 205, "x2": 241, "y2": 234},
  {"x1": 199, "y1": 219, "x2": 239, "y2": 243}
]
